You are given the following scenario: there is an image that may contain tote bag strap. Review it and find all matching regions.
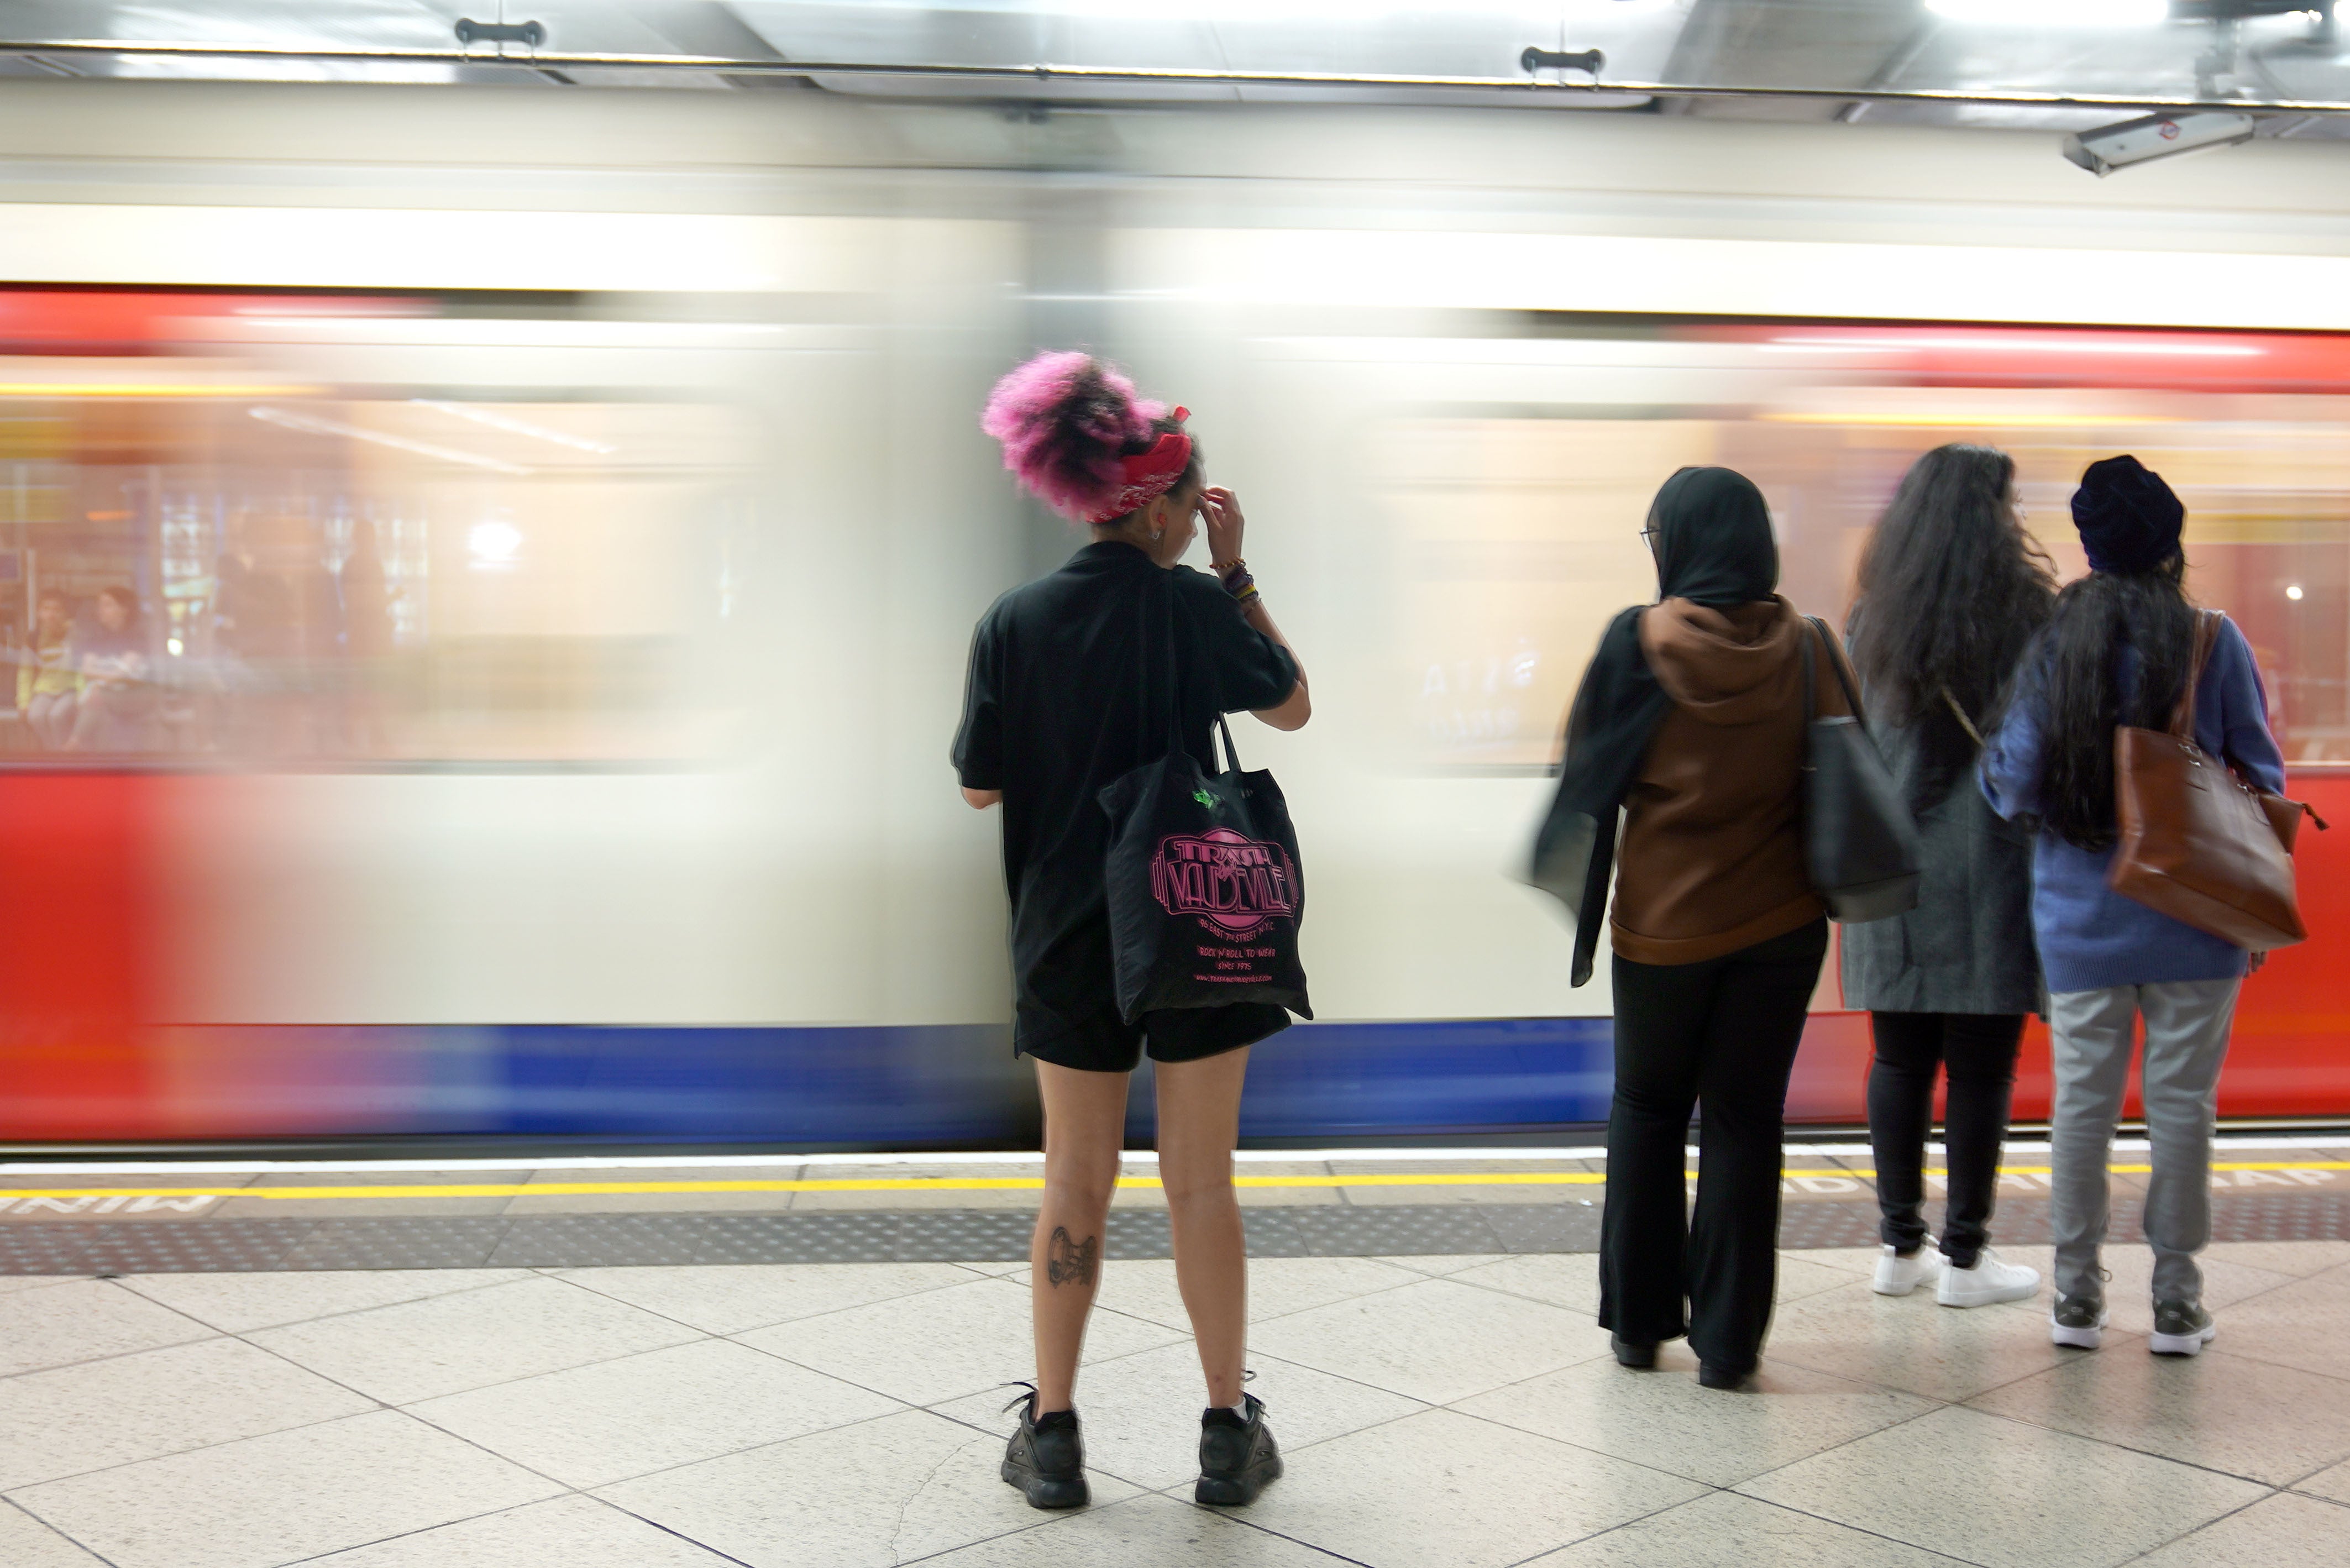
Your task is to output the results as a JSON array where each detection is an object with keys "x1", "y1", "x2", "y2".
[
  {"x1": 1801, "y1": 614, "x2": 1818, "y2": 723},
  {"x1": 2169, "y1": 609, "x2": 2222, "y2": 742},
  {"x1": 1806, "y1": 617, "x2": 1868, "y2": 726},
  {"x1": 1215, "y1": 714, "x2": 1242, "y2": 775},
  {"x1": 1942, "y1": 688, "x2": 1986, "y2": 748},
  {"x1": 1143, "y1": 569, "x2": 1249, "y2": 774}
]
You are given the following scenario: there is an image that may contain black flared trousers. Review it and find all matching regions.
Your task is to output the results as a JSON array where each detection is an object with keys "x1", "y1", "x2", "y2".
[
  {"x1": 1598, "y1": 918, "x2": 1827, "y2": 1372},
  {"x1": 1866, "y1": 1010, "x2": 2027, "y2": 1270}
]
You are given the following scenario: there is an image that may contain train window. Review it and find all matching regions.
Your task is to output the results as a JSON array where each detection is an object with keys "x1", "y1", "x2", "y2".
[
  {"x1": 1384, "y1": 326, "x2": 2350, "y2": 770},
  {"x1": 0, "y1": 373, "x2": 759, "y2": 765}
]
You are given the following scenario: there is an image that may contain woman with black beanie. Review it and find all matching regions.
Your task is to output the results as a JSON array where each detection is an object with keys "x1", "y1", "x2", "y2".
[
  {"x1": 1531, "y1": 466, "x2": 1853, "y2": 1389},
  {"x1": 1981, "y1": 455, "x2": 2284, "y2": 1358}
]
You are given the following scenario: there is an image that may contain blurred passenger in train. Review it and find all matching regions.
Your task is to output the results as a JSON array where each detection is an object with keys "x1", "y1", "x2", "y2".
[
  {"x1": 65, "y1": 586, "x2": 163, "y2": 753},
  {"x1": 213, "y1": 516, "x2": 335, "y2": 756},
  {"x1": 1843, "y1": 445, "x2": 2054, "y2": 1309},
  {"x1": 1546, "y1": 466, "x2": 1843, "y2": 1390},
  {"x1": 19, "y1": 589, "x2": 77, "y2": 748},
  {"x1": 955, "y1": 353, "x2": 1307, "y2": 1509},
  {"x1": 1982, "y1": 456, "x2": 2283, "y2": 1358}
]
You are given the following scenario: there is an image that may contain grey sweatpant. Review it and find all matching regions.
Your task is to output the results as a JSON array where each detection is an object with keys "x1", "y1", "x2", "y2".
[{"x1": 2047, "y1": 979, "x2": 2241, "y2": 1305}]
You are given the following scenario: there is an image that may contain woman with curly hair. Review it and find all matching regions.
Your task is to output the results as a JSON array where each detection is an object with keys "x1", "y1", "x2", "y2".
[
  {"x1": 1843, "y1": 445, "x2": 2055, "y2": 1310},
  {"x1": 954, "y1": 352, "x2": 1307, "y2": 1511}
]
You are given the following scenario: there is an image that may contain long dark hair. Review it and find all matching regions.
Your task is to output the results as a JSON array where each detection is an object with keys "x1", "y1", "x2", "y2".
[
  {"x1": 1847, "y1": 445, "x2": 2055, "y2": 803},
  {"x1": 2034, "y1": 555, "x2": 2196, "y2": 849}
]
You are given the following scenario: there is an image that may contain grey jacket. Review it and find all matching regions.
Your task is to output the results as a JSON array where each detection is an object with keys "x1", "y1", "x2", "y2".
[{"x1": 1839, "y1": 699, "x2": 2043, "y2": 1016}]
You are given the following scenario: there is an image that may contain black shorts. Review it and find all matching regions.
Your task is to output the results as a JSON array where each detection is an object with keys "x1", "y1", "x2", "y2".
[{"x1": 1016, "y1": 1000, "x2": 1291, "y2": 1074}]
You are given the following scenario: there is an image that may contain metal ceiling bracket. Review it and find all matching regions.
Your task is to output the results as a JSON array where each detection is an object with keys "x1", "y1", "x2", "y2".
[
  {"x1": 453, "y1": 20, "x2": 546, "y2": 51},
  {"x1": 1520, "y1": 48, "x2": 1606, "y2": 77}
]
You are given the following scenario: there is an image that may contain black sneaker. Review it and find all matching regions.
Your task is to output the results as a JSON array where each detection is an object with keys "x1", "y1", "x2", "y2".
[
  {"x1": 2049, "y1": 1294, "x2": 2108, "y2": 1351},
  {"x1": 1000, "y1": 1389, "x2": 1088, "y2": 1510},
  {"x1": 1195, "y1": 1392, "x2": 1283, "y2": 1507},
  {"x1": 2149, "y1": 1300, "x2": 2216, "y2": 1357}
]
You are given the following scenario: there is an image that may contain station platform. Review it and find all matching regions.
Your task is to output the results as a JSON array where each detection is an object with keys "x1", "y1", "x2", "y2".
[{"x1": 0, "y1": 1140, "x2": 2344, "y2": 1567}]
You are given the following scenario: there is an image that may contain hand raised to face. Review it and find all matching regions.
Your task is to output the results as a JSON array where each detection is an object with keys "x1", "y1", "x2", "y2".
[{"x1": 1200, "y1": 486, "x2": 1246, "y2": 567}]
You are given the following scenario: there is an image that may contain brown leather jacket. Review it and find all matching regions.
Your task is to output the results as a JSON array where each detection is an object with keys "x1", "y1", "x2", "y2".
[{"x1": 1609, "y1": 595, "x2": 1850, "y2": 967}]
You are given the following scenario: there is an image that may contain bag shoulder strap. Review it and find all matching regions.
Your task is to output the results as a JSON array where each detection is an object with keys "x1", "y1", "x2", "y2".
[
  {"x1": 2169, "y1": 609, "x2": 2222, "y2": 742},
  {"x1": 1942, "y1": 688, "x2": 1986, "y2": 748},
  {"x1": 1806, "y1": 616, "x2": 1865, "y2": 725},
  {"x1": 1800, "y1": 613, "x2": 1817, "y2": 722}
]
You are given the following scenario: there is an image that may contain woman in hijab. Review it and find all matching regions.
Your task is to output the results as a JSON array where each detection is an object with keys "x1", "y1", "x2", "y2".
[{"x1": 1531, "y1": 465, "x2": 1852, "y2": 1389}]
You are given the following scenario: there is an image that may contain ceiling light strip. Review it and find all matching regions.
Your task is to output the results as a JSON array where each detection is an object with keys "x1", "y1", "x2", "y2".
[
  {"x1": 250, "y1": 405, "x2": 533, "y2": 474},
  {"x1": 0, "y1": 40, "x2": 2346, "y2": 114},
  {"x1": 413, "y1": 398, "x2": 617, "y2": 454}
]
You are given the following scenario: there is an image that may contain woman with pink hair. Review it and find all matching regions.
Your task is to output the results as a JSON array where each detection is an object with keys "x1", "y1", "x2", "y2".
[{"x1": 954, "y1": 352, "x2": 1310, "y2": 1511}]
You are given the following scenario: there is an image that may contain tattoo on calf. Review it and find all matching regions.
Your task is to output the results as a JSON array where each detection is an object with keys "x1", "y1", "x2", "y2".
[{"x1": 1046, "y1": 1226, "x2": 1100, "y2": 1287}]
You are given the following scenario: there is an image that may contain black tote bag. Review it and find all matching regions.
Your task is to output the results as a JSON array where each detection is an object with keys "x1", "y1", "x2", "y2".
[
  {"x1": 1097, "y1": 575, "x2": 1312, "y2": 1024},
  {"x1": 1801, "y1": 616, "x2": 1922, "y2": 923}
]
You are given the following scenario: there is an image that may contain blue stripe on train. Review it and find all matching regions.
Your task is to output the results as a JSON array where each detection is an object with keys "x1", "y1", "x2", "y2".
[{"x1": 349, "y1": 1018, "x2": 1619, "y2": 1145}]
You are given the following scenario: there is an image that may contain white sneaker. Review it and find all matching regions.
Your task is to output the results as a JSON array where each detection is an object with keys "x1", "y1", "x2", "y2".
[
  {"x1": 1872, "y1": 1241, "x2": 1943, "y2": 1297},
  {"x1": 1937, "y1": 1247, "x2": 2042, "y2": 1308}
]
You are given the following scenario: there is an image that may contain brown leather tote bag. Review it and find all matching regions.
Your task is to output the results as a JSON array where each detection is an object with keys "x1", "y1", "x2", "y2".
[{"x1": 2109, "y1": 610, "x2": 2322, "y2": 950}]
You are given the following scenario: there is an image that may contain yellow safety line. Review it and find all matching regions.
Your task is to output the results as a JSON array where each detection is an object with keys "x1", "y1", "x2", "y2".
[{"x1": 0, "y1": 1160, "x2": 2342, "y2": 1202}]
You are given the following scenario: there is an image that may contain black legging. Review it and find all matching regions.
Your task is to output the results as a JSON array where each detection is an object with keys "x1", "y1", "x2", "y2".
[
  {"x1": 1866, "y1": 1010, "x2": 2027, "y2": 1270},
  {"x1": 1599, "y1": 919, "x2": 1827, "y2": 1373}
]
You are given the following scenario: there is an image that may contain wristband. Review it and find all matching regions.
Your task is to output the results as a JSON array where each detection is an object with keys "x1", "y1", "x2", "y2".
[{"x1": 1211, "y1": 558, "x2": 1246, "y2": 581}]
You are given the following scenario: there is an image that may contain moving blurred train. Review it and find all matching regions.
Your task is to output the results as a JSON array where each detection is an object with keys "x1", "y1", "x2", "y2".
[{"x1": 3, "y1": 77, "x2": 2349, "y2": 1150}]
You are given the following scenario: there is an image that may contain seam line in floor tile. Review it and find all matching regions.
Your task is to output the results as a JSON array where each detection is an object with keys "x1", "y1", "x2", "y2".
[
  {"x1": 1958, "y1": 1387, "x2": 2350, "y2": 1492},
  {"x1": 245, "y1": 1493, "x2": 602, "y2": 1568},
  {"x1": 2110, "y1": 1488, "x2": 2288, "y2": 1566},
  {"x1": 112, "y1": 1265, "x2": 539, "y2": 1334},
  {"x1": 343, "y1": 1325, "x2": 733, "y2": 1415},
  {"x1": 1198, "y1": 1498, "x2": 1375, "y2": 1566},
  {"x1": 467, "y1": 1391, "x2": 925, "y2": 1500},
  {"x1": 0, "y1": 1492, "x2": 131, "y2": 1568},
  {"x1": 0, "y1": 1398, "x2": 408, "y2": 1500},
  {"x1": 548, "y1": 1262, "x2": 1006, "y2": 1341}
]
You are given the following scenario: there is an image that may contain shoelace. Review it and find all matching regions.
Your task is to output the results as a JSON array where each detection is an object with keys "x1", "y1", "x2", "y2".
[{"x1": 998, "y1": 1380, "x2": 1040, "y2": 1417}]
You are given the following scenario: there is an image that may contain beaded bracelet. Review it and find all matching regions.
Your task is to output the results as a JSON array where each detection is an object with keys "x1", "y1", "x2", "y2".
[{"x1": 1211, "y1": 557, "x2": 1246, "y2": 580}]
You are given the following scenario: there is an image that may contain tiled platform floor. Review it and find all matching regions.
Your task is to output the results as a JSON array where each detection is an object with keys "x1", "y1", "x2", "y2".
[{"x1": 4, "y1": 1237, "x2": 2349, "y2": 1566}]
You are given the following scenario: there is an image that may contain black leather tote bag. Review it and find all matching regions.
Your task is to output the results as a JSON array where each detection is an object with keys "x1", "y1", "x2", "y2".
[
  {"x1": 1097, "y1": 575, "x2": 1312, "y2": 1024},
  {"x1": 1800, "y1": 616, "x2": 1922, "y2": 923}
]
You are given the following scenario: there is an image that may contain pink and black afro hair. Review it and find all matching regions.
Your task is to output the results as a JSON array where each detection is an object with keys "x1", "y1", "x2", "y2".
[{"x1": 981, "y1": 351, "x2": 1170, "y2": 522}]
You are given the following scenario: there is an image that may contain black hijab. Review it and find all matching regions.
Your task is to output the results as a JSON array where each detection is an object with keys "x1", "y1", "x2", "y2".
[{"x1": 1525, "y1": 466, "x2": 1781, "y2": 984}]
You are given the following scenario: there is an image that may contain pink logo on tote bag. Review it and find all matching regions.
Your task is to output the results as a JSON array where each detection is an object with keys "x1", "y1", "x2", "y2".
[{"x1": 1150, "y1": 828, "x2": 1298, "y2": 938}]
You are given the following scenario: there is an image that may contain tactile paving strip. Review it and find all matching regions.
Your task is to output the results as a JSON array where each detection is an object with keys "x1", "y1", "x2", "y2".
[
  {"x1": 0, "y1": 1191, "x2": 2340, "y2": 1273},
  {"x1": 490, "y1": 1216, "x2": 712, "y2": 1269},
  {"x1": 285, "y1": 1218, "x2": 511, "y2": 1271},
  {"x1": 0, "y1": 1220, "x2": 314, "y2": 1275}
]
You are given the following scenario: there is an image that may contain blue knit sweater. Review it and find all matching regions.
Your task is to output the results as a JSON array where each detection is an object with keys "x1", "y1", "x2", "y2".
[{"x1": 1979, "y1": 614, "x2": 2285, "y2": 994}]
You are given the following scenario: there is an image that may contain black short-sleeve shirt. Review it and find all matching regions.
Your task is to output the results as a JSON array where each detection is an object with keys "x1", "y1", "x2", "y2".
[{"x1": 953, "y1": 541, "x2": 1299, "y2": 1061}]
